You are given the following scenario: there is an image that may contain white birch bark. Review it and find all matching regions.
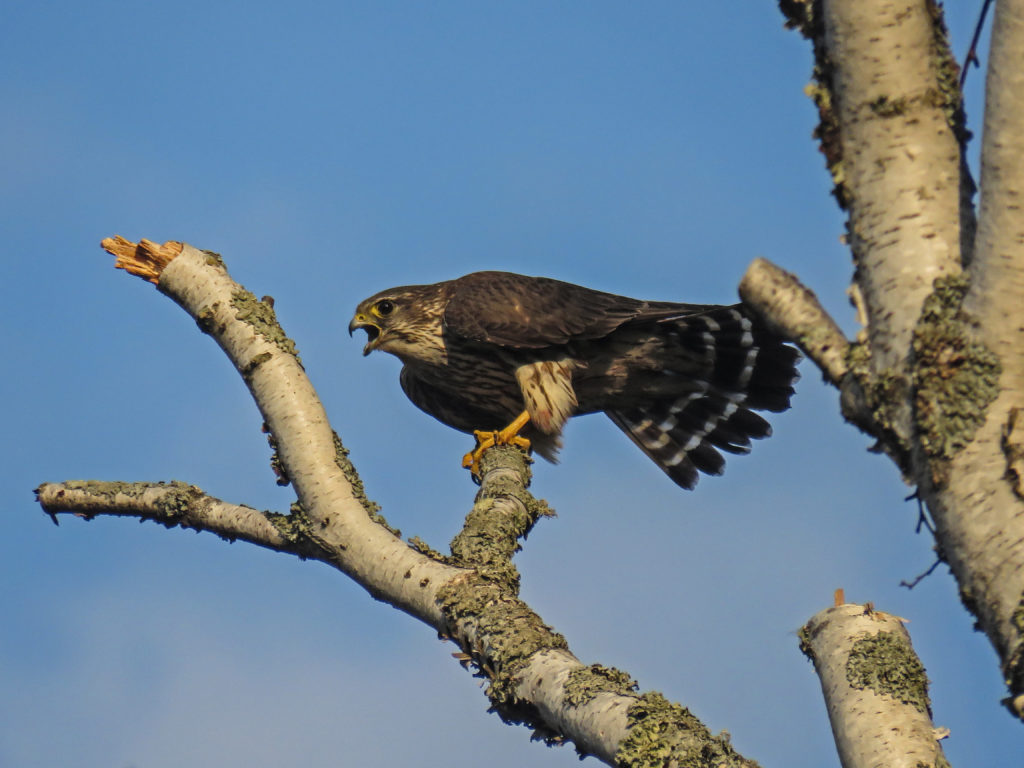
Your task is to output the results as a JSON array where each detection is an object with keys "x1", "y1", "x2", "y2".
[
  {"x1": 763, "y1": 0, "x2": 1024, "y2": 717},
  {"x1": 823, "y1": 0, "x2": 964, "y2": 398},
  {"x1": 802, "y1": 603, "x2": 949, "y2": 768},
  {"x1": 944, "y1": 0, "x2": 1024, "y2": 712},
  {"x1": 38, "y1": 237, "x2": 760, "y2": 768},
  {"x1": 145, "y1": 240, "x2": 461, "y2": 624}
]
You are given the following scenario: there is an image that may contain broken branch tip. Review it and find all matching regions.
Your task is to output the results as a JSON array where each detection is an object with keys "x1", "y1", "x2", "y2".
[{"x1": 102, "y1": 236, "x2": 183, "y2": 284}]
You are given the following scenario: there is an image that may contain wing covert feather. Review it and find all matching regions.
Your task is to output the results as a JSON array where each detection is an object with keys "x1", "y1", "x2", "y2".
[{"x1": 442, "y1": 271, "x2": 709, "y2": 348}]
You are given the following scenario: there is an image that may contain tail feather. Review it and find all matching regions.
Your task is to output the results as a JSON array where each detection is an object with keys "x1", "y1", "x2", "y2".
[{"x1": 608, "y1": 305, "x2": 799, "y2": 489}]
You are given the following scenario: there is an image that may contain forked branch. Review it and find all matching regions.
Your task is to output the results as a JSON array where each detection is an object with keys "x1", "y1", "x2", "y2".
[{"x1": 35, "y1": 237, "x2": 763, "y2": 767}]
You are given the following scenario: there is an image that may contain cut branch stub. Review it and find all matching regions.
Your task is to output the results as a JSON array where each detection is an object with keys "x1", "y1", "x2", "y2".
[
  {"x1": 739, "y1": 257, "x2": 849, "y2": 385},
  {"x1": 801, "y1": 602, "x2": 949, "y2": 768}
]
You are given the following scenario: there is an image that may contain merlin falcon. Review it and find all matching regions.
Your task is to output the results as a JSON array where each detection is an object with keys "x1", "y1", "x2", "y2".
[{"x1": 349, "y1": 271, "x2": 799, "y2": 489}]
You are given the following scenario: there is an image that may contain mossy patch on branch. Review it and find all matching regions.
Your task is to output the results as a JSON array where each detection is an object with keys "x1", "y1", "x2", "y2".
[
  {"x1": 330, "y1": 431, "x2": 393, "y2": 533},
  {"x1": 779, "y1": 0, "x2": 846, "y2": 210},
  {"x1": 778, "y1": 0, "x2": 816, "y2": 37},
  {"x1": 806, "y1": 70, "x2": 845, "y2": 209},
  {"x1": 869, "y1": 94, "x2": 909, "y2": 117},
  {"x1": 616, "y1": 692, "x2": 755, "y2": 768},
  {"x1": 1001, "y1": 409, "x2": 1024, "y2": 500},
  {"x1": 265, "y1": 505, "x2": 319, "y2": 543},
  {"x1": 201, "y1": 249, "x2": 226, "y2": 270},
  {"x1": 838, "y1": 275, "x2": 1001, "y2": 482},
  {"x1": 408, "y1": 536, "x2": 447, "y2": 562},
  {"x1": 263, "y1": 427, "x2": 291, "y2": 487},
  {"x1": 59, "y1": 480, "x2": 203, "y2": 525},
  {"x1": 437, "y1": 574, "x2": 568, "y2": 724},
  {"x1": 1006, "y1": 594, "x2": 1024, "y2": 704},
  {"x1": 449, "y1": 445, "x2": 553, "y2": 590},
  {"x1": 912, "y1": 275, "x2": 1000, "y2": 482},
  {"x1": 865, "y1": 369, "x2": 912, "y2": 454},
  {"x1": 840, "y1": 341, "x2": 913, "y2": 469},
  {"x1": 797, "y1": 623, "x2": 815, "y2": 662},
  {"x1": 62, "y1": 479, "x2": 145, "y2": 500},
  {"x1": 437, "y1": 444, "x2": 566, "y2": 729},
  {"x1": 195, "y1": 304, "x2": 220, "y2": 334},
  {"x1": 846, "y1": 631, "x2": 931, "y2": 715},
  {"x1": 1012, "y1": 594, "x2": 1024, "y2": 635},
  {"x1": 924, "y1": 0, "x2": 970, "y2": 147},
  {"x1": 152, "y1": 481, "x2": 205, "y2": 520},
  {"x1": 230, "y1": 288, "x2": 301, "y2": 362},
  {"x1": 241, "y1": 351, "x2": 273, "y2": 381},
  {"x1": 564, "y1": 664, "x2": 637, "y2": 708}
]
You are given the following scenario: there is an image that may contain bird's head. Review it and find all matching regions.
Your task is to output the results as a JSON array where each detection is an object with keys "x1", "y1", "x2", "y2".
[{"x1": 349, "y1": 284, "x2": 449, "y2": 363}]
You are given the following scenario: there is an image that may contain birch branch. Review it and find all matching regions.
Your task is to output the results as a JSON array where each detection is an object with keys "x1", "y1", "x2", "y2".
[
  {"x1": 37, "y1": 481, "x2": 302, "y2": 553},
  {"x1": 939, "y1": 0, "x2": 1024, "y2": 716},
  {"x1": 781, "y1": 1, "x2": 1024, "y2": 717},
  {"x1": 102, "y1": 236, "x2": 459, "y2": 623},
  {"x1": 819, "y1": 0, "x2": 967, "y2": 388},
  {"x1": 739, "y1": 257, "x2": 849, "y2": 384},
  {"x1": 784, "y1": 0, "x2": 970, "y2": 445},
  {"x1": 800, "y1": 599, "x2": 950, "y2": 768},
  {"x1": 37, "y1": 236, "x2": 765, "y2": 766}
]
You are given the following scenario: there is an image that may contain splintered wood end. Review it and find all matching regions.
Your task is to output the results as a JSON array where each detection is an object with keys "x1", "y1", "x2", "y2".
[{"x1": 102, "y1": 236, "x2": 184, "y2": 284}]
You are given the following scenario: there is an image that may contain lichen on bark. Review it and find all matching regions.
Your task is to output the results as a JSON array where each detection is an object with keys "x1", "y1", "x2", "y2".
[
  {"x1": 437, "y1": 574, "x2": 569, "y2": 724},
  {"x1": 839, "y1": 340, "x2": 913, "y2": 470},
  {"x1": 57, "y1": 480, "x2": 204, "y2": 524},
  {"x1": 1000, "y1": 408, "x2": 1024, "y2": 502},
  {"x1": 845, "y1": 631, "x2": 932, "y2": 716},
  {"x1": 230, "y1": 288, "x2": 301, "y2": 361},
  {"x1": 265, "y1": 504, "x2": 319, "y2": 543},
  {"x1": 923, "y1": 0, "x2": 970, "y2": 147},
  {"x1": 797, "y1": 622, "x2": 815, "y2": 661},
  {"x1": 437, "y1": 445, "x2": 566, "y2": 728},
  {"x1": 911, "y1": 275, "x2": 1001, "y2": 482},
  {"x1": 616, "y1": 692, "x2": 755, "y2": 768},
  {"x1": 1007, "y1": 594, "x2": 1024, "y2": 706},
  {"x1": 563, "y1": 664, "x2": 637, "y2": 708},
  {"x1": 330, "y1": 431, "x2": 391, "y2": 532},
  {"x1": 779, "y1": 0, "x2": 848, "y2": 211}
]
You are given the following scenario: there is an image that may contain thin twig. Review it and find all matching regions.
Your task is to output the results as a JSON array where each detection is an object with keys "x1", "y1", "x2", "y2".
[
  {"x1": 900, "y1": 557, "x2": 943, "y2": 590},
  {"x1": 905, "y1": 490, "x2": 935, "y2": 535},
  {"x1": 960, "y1": 0, "x2": 994, "y2": 89}
]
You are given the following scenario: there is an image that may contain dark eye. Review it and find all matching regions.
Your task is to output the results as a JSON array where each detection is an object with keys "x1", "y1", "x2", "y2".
[{"x1": 376, "y1": 299, "x2": 395, "y2": 316}]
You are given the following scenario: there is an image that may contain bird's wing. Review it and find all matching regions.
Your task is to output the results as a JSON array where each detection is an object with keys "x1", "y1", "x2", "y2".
[
  {"x1": 443, "y1": 271, "x2": 657, "y2": 348},
  {"x1": 605, "y1": 303, "x2": 800, "y2": 489}
]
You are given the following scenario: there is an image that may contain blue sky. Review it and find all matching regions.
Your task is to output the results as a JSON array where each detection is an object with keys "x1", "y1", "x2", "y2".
[{"x1": 1, "y1": 2, "x2": 1018, "y2": 766}]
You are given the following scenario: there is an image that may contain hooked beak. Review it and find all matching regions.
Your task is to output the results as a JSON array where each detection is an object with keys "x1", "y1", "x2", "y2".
[{"x1": 349, "y1": 314, "x2": 382, "y2": 356}]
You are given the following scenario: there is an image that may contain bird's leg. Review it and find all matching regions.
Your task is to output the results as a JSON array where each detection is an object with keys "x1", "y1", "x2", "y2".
[{"x1": 461, "y1": 410, "x2": 532, "y2": 477}]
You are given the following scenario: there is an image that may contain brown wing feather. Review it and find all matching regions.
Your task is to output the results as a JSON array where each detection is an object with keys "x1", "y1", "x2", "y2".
[
  {"x1": 604, "y1": 304, "x2": 800, "y2": 489},
  {"x1": 443, "y1": 271, "x2": 670, "y2": 348}
]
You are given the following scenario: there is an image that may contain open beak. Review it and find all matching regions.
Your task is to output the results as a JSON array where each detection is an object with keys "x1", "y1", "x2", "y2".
[{"x1": 348, "y1": 314, "x2": 382, "y2": 356}]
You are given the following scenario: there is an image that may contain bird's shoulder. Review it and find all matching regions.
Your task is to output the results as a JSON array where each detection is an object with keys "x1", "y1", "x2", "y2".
[{"x1": 442, "y1": 272, "x2": 719, "y2": 348}]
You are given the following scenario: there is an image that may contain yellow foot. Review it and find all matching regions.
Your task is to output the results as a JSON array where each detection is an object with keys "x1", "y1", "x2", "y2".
[
  {"x1": 461, "y1": 411, "x2": 532, "y2": 478},
  {"x1": 461, "y1": 430, "x2": 532, "y2": 477}
]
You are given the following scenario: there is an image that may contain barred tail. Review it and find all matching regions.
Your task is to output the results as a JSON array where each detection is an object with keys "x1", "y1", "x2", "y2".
[{"x1": 607, "y1": 305, "x2": 800, "y2": 490}]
